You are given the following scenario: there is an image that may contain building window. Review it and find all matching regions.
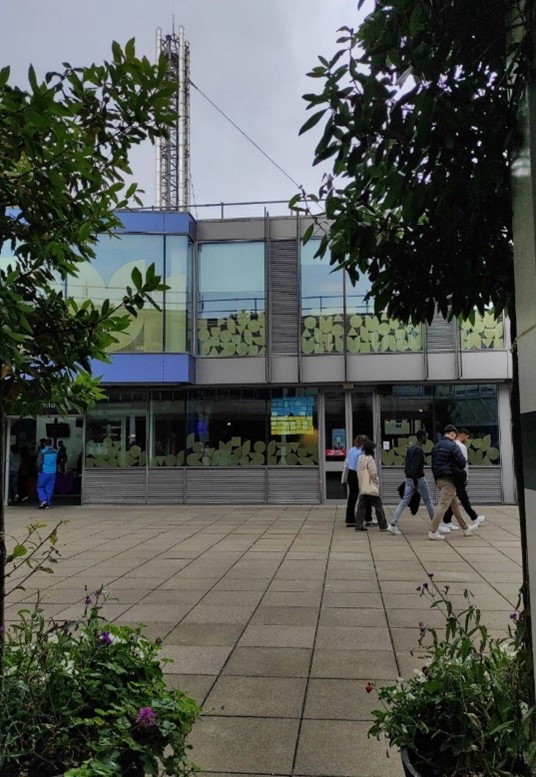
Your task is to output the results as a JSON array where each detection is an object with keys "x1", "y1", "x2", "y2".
[
  {"x1": 151, "y1": 392, "x2": 186, "y2": 466},
  {"x1": 164, "y1": 236, "x2": 192, "y2": 353},
  {"x1": 68, "y1": 234, "x2": 165, "y2": 353},
  {"x1": 268, "y1": 388, "x2": 318, "y2": 465},
  {"x1": 459, "y1": 311, "x2": 505, "y2": 350},
  {"x1": 185, "y1": 389, "x2": 268, "y2": 465},
  {"x1": 85, "y1": 391, "x2": 147, "y2": 468},
  {"x1": 379, "y1": 384, "x2": 500, "y2": 466},
  {"x1": 301, "y1": 241, "x2": 345, "y2": 354},
  {"x1": 197, "y1": 242, "x2": 265, "y2": 356}
]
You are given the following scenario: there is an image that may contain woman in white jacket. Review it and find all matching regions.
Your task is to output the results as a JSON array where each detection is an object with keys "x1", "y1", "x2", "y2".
[{"x1": 355, "y1": 439, "x2": 388, "y2": 532}]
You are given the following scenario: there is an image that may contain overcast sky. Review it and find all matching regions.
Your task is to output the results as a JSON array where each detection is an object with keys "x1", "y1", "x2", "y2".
[{"x1": 0, "y1": 1, "x2": 368, "y2": 217}]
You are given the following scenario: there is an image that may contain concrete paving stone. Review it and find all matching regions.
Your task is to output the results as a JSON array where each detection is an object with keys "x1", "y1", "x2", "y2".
[
  {"x1": 250, "y1": 606, "x2": 320, "y2": 627},
  {"x1": 159, "y1": 576, "x2": 222, "y2": 590},
  {"x1": 165, "y1": 623, "x2": 245, "y2": 646},
  {"x1": 55, "y1": 602, "x2": 133, "y2": 621},
  {"x1": 315, "y1": 626, "x2": 393, "y2": 651},
  {"x1": 390, "y1": 627, "x2": 427, "y2": 652},
  {"x1": 200, "y1": 590, "x2": 265, "y2": 606},
  {"x1": 304, "y1": 678, "x2": 392, "y2": 721},
  {"x1": 164, "y1": 673, "x2": 217, "y2": 705},
  {"x1": 204, "y1": 675, "x2": 307, "y2": 717},
  {"x1": 238, "y1": 624, "x2": 317, "y2": 649},
  {"x1": 325, "y1": 568, "x2": 378, "y2": 581},
  {"x1": 323, "y1": 593, "x2": 383, "y2": 609},
  {"x1": 261, "y1": 591, "x2": 323, "y2": 608},
  {"x1": 139, "y1": 589, "x2": 206, "y2": 605},
  {"x1": 181, "y1": 604, "x2": 257, "y2": 625},
  {"x1": 385, "y1": 608, "x2": 448, "y2": 629},
  {"x1": 324, "y1": 580, "x2": 381, "y2": 594},
  {"x1": 222, "y1": 647, "x2": 312, "y2": 677},
  {"x1": 267, "y1": 578, "x2": 324, "y2": 592},
  {"x1": 159, "y1": 645, "x2": 234, "y2": 674},
  {"x1": 294, "y1": 719, "x2": 404, "y2": 777},
  {"x1": 120, "y1": 603, "x2": 192, "y2": 623},
  {"x1": 319, "y1": 608, "x2": 388, "y2": 628},
  {"x1": 189, "y1": 716, "x2": 299, "y2": 775},
  {"x1": 212, "y1": 577, "x2": 273, "y2": 591},
  {"x1": 311, "y1": 649, "x2": 398, "y2": 680}
]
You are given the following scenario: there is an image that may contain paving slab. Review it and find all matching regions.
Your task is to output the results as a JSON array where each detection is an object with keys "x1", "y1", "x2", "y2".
[{"x1": 4, "y1": 502, "x2": 522, "y2": 777}]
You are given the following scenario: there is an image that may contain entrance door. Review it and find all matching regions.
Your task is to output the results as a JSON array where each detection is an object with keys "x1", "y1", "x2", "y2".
[
  {"x1": 7, "y1": 415, "x2": 84, "y2": 506},
  {"x1": 324, "y1": 391, "x2": 348, "y2": 500}
]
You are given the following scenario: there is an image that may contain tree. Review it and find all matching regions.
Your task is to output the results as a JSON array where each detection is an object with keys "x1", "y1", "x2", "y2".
[
  {"x1": 0, "y1": 39, "x2": 176, "y2": 672},
  {"x1": 294, "y1": 0, "x2": 536, "y2": 700},
  {"x1": 293, "y1": 0, "x2": 534, "y2": 324}
]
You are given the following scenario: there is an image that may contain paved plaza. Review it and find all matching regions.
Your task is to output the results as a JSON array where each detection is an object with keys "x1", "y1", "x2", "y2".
[{"x1": 4, "y1": 502, "x2": 523, "y2": 777}]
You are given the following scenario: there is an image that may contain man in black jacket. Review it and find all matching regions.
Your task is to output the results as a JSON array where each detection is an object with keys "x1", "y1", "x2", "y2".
[
  {"x1": 387, "y1": 429, "x2": 435, "y2": 535},
  {"x1": 428, "y1": 425, "x2": 478, "y2": 541}
]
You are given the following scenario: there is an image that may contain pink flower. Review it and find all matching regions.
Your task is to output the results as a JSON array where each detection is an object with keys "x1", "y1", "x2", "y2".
[
  {"x1": 137, "y1": 706, "x2": 157, "y2": 727},
  {"x1": 365, "y1": 681, "x2": 375, "y2": 694}
]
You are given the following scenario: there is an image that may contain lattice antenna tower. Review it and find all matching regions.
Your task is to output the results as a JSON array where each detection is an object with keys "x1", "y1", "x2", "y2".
[{"x1": 155, "y1": 25, "x2": 191, "y2": 209}]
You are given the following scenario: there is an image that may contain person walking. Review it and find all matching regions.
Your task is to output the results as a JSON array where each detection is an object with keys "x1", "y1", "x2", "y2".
[
  {"x1": 439, "y1": 428, "x2": 486, "y2": 533},
  {"x1": 387, "y1": 429, "x2": 435, "y2": 535},
  {"x1": 344, "y1": 434, "x2": 367, "y2": 526},
  {"x1": 8, "y1": 444, "x2": 21, "y2": 504},
  {"x1": 36, "y1": 438, "x2": 58, "y2": 509},
  {"x1": 355, "y1": 440, "x2": 388, "y2": 531},
  {"x1": 428, "y1": 425, "x2": 478, "y2": 541}
]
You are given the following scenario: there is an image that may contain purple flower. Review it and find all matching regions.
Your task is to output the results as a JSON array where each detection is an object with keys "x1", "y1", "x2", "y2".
[
  {"x1": 510, "y1": 612, "x2": 519, "y2": 621},
  {"x1": 419, "y1": 621, "x2": 426, "y2": 633},
  {"x1": 416, "y1": 585, "x2": 422, "y2": 592},
  {"x1": 444, "y1": 585, "x2": 450, "y2": 594},
  {"x1": 137, "y1": 706, "x2": 157, "y2": 727},
  {"x1": 427, "y1": 571, "x2": 434, "y2": 579},
  {"x1": 100, "y1": 631, "x2": 113, "y2": 645},
  {"x1": 422, "y1": 582, "x2": 429, "y2": 590},
  {"x1": 85, "y1": 595, "x2": 93, "y2": 606}
]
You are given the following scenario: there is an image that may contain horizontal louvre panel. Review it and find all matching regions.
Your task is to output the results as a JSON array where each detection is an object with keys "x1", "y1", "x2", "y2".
[
  {"x1": 147, "y1": 469, "x2": 185, "y2": 503},
  {"x1": 186, "y1": 468, "x2": 266, "y2": 504},
  {"x1": 267, "y1": 468, "x2": 321, "y2": 504},
  {"x1": 84, "y1": 469, "x2": 146, "y2": 504},
  {"x1": 426, "y1": 312, "x2": 457, "y2": 352},
  {"x1": 269, "y1": 240, "x2": 299, "y2": 355},
  {"x1": 380, "y1": 467, "x2": 502, "y2": 505}
]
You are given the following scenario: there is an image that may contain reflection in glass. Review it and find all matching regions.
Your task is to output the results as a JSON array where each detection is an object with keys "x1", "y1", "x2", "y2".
[
  {"x1": 86, "y1": 392, "x2": 147, "y2": 468},
  {"x1": 151, "y1": 393, "x2": 186, "y2": 466},
  {"x1": 165, "y1": 236, "x2": 191, "y2": 352},
  {"x1": 68, "y1": 234, "x2": 165, "y2": 353},
  {"x1": 197, "y1": 242, "x2": 265, "y2": 356},
  {"x1": 268, "y1": 388, "x2": 318, "y2": 465},
  {"x1": 301, "y1": 241, "x2": 344, "y2": 354}
]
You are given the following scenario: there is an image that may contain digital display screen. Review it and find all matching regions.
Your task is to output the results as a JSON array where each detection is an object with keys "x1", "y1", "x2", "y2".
[{"x1": 270, "y1": 396, "x2": 315, "y2": 435}]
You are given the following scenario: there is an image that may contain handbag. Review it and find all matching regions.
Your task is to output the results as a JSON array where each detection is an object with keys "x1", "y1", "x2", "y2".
[{"x1": 341, "y1": 462, "x2": 349, "y2": 484}]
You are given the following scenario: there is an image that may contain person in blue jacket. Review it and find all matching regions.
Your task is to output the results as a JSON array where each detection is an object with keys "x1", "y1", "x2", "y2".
[{"x1": 36, "y1": 438, "x2": 58, "y2": 509}]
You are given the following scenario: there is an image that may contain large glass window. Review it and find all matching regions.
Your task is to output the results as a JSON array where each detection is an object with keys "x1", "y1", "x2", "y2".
[
  {"x1": 324, "y1": 391, "x2": 346, "y2": 461},
  {"x1": 378, "y1": 384, "x2": 499, "y2": 466},
  {"x1": 459, "y1": 311, "x2": 505, "y2": 350},
  {"x1": 85, "y1": 391, "x2": 147, "y2": 468},
  {"x1": 151, "y1": 392, "x2": 186, "y2": 466},
  {"x1": 68, "y1": 234, "x2": 165, "y2": 353},
  {"x1": 268, "y1": 388, "x2": 318, "y2": 465},
  {"x1": 197, "y1": 242, "x2": 265, "y2": 356},
  {"x1": 351, "y1": 389, "x2": 374, "y2": 442},
  {"x1": 165, "y1": 236, "x2": 192, "y2": 352},
  {"x1": 185, "y1": 389, "x2": 268, "y2": 465},
  {"x1": 301, "y1": 241, "x2": 344, "y2": 354}
]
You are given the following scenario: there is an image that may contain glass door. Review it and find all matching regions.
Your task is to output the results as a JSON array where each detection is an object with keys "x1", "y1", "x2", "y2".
[{"x1": 324, "y1": 391, "x2": 348, "y2": 500}]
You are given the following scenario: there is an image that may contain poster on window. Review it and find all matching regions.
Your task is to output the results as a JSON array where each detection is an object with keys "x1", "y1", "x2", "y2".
[{"x1": 326, "y1": 428, "x2": 346, "y2": 457}]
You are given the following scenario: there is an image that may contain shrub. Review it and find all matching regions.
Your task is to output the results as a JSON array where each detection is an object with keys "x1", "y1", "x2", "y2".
[{"x1": 0, "y1": 589, "x2": 201, "y2": 777}]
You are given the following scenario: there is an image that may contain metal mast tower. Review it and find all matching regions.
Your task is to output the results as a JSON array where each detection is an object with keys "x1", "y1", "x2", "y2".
[{"x1": 155, "y1": 26, "x2": 191, "y2": 209}]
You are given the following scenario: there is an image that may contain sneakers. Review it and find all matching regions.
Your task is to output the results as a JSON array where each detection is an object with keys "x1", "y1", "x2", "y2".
[
  {"x1": 39, "y1": 501, "x2": 47, "y2": 510},
  {"x1": 387, "y1": 524, "x2": 402, "y2": 535},
  {"x1": 472, "y1": 515, "x2": 486, "y2": 527},
  {"x1": 448, "y1": 523, "x2": 460, "y2": 531},
  {"x1": 428, "y1": 531, "x2": 445, "y2": 541},
  {"x1": 365, "y1": 519, "x2": 378, "y2": 526},
  {"x1": 464, "y1": 523, "x2": 478, "y2": 536},
  {"x1": 437, "y1": 523, "x2": 452, "y2": 533}
]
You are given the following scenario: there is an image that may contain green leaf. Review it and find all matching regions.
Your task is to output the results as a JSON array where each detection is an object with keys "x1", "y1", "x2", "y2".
[{"x1": 299, "y1": 109, "x2": 327, "y2": 136}]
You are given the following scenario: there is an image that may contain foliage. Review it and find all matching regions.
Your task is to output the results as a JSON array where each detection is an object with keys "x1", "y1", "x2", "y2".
[
  {"x1": 4, "y1": 521, "x2": 62, "y2": 595},
  {"x1": 0, "y1": 588, "x2": 201, "y2": 777},
  {"x1": 367, "y1": 576, "x2": 536, "y2": 776},
  {"x1": 0, "y1": 38, "x2": 175, "y2": 416},
  {"x1": 293, "y1": 0, "x2": 536, "y2": 324}
]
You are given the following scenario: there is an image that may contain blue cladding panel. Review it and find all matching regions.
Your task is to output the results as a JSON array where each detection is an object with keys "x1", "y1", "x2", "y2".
[
  {"x1": 115, "y1": 211, "x2": 196, "y2": 239},
  {"x1": 91, "y1": 353, "x2": 195, "y2": 384}
]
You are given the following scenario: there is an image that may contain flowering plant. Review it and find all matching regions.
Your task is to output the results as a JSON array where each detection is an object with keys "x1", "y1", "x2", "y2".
[
  {"x1": 367, "y1": 575, "x2": 536, "y2": 776},
  {"x1": 0, "y1": 588, "x2": 201, "y2": 777}
]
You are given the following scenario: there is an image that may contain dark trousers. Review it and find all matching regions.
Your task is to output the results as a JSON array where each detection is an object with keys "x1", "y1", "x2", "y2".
[
  {"x1": 443, "y1": 475, "x2": 477, "y2": 523},
  {"x1": 356, "y1": 494, "x2": 387, "y2": 530},
  {"x1": 345, "y1": 470, "x2": 371, "y2": 524}
]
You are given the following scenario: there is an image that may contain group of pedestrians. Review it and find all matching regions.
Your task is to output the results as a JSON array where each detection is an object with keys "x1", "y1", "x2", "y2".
[{"x1": 344, "y1": 425, "x2": 485, "y2": 540}]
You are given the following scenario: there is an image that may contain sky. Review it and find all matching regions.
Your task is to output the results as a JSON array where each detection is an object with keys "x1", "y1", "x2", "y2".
[{"x1": 0, "y1": 0, "x2": 368, "y2": 217}]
